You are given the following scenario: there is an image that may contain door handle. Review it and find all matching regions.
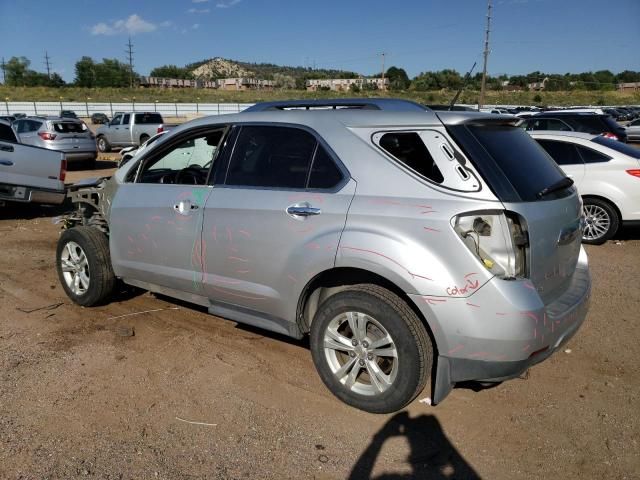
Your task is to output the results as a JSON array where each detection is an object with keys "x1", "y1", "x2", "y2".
[
  {"x1": 0, "y1": 144, "x2": 14, "y2": 152},
  {"x1": 173, "y1": 200, "x2": 199, "y2": 215},
  {"x1": 0, "y1": 160, "x2": 13, "y2": 166},
  {"x1": 286, "y1": 203, "x2": 321, "y2": 217}
]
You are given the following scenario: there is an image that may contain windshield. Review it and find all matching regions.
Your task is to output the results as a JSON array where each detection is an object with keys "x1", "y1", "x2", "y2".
[{"x1": 592, "y1": 136, "x2": 640, "y2": 159}]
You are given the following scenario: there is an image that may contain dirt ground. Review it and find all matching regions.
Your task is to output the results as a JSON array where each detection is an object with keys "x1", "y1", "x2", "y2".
[{"x1": 1, "y1": 159, "x2": 639, "y2": 479}]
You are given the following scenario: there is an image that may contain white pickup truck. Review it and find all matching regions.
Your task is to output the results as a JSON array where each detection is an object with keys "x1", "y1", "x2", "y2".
[
  {"x1": 95, "y1": 112, "x2": 166, "y2": 152},
  {"x1": 0, "y1": 120, "x2": 66, "y2": 205}
]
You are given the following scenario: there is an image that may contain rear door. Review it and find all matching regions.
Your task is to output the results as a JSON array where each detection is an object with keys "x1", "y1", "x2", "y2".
[{"x1": 202, "y1": 124, "x2": 354, "y2": 328}]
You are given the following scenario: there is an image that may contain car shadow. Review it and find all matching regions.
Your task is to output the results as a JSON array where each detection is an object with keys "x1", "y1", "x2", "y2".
[
  {"x1": 613, "y1": 224, "x2": 640, "y2": 241},
  {"x1": 66, "y1": 159, "x2": 118, "y2": 171},
  {"x1": 348, "y1": 411, "x2": 480, "y2": 480},
  {"x1": 0, "y1": 199, "x2": 72, "y2": 221}
]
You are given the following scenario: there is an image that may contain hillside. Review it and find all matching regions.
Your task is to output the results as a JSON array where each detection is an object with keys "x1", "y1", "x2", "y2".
[{"x1": 186, "y1": 57, "x2": 361, "y2": 81}]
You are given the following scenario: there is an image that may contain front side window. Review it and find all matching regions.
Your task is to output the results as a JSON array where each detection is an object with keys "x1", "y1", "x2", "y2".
[
  {"x1": 536, "y1": 139, "x2": 583, "y2": 165},
  {"x1": 225, "y1": 126, "x2": 317, "y2": 189},
  {"x1": 308, "y1": 145, "x2": 343, "y2": 189},
  {"x1": 110, "y1": 114, "x2": 122, "y2": 126},
  {"x1": 138, "y1": 129, "x2": 225, "y2": 185}
]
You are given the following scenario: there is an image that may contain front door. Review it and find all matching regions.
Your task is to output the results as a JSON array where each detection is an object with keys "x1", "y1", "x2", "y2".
[{"x1": 110, "y1": 127, "x2": 228, "y2": 296}]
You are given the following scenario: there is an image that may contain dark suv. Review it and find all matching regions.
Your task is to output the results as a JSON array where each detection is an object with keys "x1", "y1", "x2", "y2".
[{"x1": 520, "y1": 112, "x2": 627, "y2": 142}]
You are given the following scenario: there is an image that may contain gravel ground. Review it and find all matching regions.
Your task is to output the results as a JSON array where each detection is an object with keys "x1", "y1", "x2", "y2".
[{"x1": 0, "y1": 160, "x2": 639, "y2": 479}]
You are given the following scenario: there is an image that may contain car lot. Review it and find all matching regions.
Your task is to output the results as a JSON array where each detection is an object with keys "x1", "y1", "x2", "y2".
[{"x1": 0, "y1": 158, "x2": 639, "y2": 478}]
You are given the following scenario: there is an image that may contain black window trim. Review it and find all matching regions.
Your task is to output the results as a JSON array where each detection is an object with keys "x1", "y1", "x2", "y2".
[{"x1": 218, "y1": 122, "x2": 349, "y2": 193}]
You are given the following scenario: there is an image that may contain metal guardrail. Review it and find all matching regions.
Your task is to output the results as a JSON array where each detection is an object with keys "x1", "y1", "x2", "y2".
[{"x1": 1, "y1": 101, "x2": 256, "y2": 117}]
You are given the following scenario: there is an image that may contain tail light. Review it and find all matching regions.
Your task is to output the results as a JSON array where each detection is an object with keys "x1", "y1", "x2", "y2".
[
  {"x1": 453, "y1": 211, "x2": 528, "y2": 279},
  {"x1": 157, "y1": 125, "x2": 164, "y2": 133},
  {"x1": 38, "y1": 132, "x2": 57, "y2": 141},
  {"x1": 601, "y1": 132, "x2": 619, "y2": 141},
  {"x1": 59, "y1": 159, "x2": 67, "y2": 182},
  {"x1": 626, "y1": 169, "x2": 640, "y2": 178}
]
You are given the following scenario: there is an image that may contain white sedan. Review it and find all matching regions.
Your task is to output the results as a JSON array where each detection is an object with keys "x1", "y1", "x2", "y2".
[{"x1": 529, "y1": 131, "x2": 640, "y2": 244}]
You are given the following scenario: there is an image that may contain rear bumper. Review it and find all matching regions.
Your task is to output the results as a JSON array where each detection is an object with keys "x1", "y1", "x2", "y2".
[
  {"x1": 410, "y1": 247, "x2": 591, "y2": 404},
  {"x1": 63, "y1": 151, "x2": 97, "y2": 162},
  {"x1": 0, "y1": 184, "x2": 65, "y2": 204}
]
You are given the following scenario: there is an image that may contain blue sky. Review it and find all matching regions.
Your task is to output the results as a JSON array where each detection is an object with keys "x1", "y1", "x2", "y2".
[{"x1": 1, "y1": 0, "x2": 638, "y2": 82}]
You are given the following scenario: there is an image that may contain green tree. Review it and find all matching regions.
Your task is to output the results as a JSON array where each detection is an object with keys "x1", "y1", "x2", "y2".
[
  {"x1": 5, "y1": 56, "x2": 30, "y2": 86},
  {"x1": 74, "y1": 56, "x2": 96, "y2": 88},
  {"x1": 385, "y1": 66, "x2": 410, "y2": 90},
  {"x1": 150, "y1": 64, "x2": 193, "y2": 79}
]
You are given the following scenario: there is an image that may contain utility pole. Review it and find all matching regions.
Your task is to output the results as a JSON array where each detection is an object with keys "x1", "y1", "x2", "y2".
[
  {"x1": 478, "y1": 0, "x2": 492, "y2": 108},
  {"x1": 380, "y1": 52, "x2": 386, "y2": 80},
  {"x1": 1, "y1": 57, "x2": 6, "y2": 84},
  {"x1": 126, "y1": 36, "x2": 135, "y2": 88},
  {"x1": 44, "y1": 51, "x2": 52, "y2": 79}
]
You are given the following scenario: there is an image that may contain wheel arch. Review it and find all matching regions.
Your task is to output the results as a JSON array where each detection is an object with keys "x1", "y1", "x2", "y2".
[{"x1": 581, "y1": 194, "x2": 622, "y2": 221}]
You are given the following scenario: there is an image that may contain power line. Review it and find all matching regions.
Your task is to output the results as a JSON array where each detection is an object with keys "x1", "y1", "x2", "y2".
[
  {"x1": 126, "y1": 36, "x2": 135, "y2": 88},
  {"x1": 44, "y1": 51, "x2": 52, "y2": 79},
  {"x1": 479, "y1": 0, "x2": 492, "y2": 108}
]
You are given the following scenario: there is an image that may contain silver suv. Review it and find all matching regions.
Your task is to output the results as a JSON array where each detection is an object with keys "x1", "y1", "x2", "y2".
[
  {"x1": 55, "y1": 99, "x2": 591, "y2": 413},
  {"x1": 14, "y1": 116, "x2": 97, "y2": 166}
]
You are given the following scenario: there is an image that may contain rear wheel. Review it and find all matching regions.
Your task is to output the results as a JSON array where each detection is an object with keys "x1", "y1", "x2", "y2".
[
  {"x1": 310, "y1": 284, "x2": 432, "y2": 413},
  {"x1": 56, "y1": 226, "x2": 115, "y2": 306},
  {"x1": 96, "y1": 135, "x2": 111, "y2": 153},
  {"x1": 582, "y1": 197, "x2": 619, "y2": 245}
]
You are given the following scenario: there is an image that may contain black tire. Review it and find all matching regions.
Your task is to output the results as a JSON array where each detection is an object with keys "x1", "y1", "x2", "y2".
[
  {"x1": 96, "y1": 135, "x2": 111, "y2": 153},
  {"x1": 139, "y1": 134, "x2": 150, "y2": 145},
  {"x1": 56, "y1": 226, "x2": 116, "y2": 306},
  {"x1": 582, "y1": 197, "x2": 619, "y2": 245},
  {"x1": 310, "y1": 284, "x2": 432, "y2": 413}
]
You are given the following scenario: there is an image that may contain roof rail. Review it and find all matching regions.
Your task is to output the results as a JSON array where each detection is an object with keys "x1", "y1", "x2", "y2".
[{"x1": 244, "y1": 98, "x2": 428, "y2": 113}]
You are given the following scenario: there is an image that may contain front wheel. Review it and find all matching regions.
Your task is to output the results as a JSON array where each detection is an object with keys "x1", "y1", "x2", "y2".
[
  {"x1": 56, "y1": 226, "x2": 115, "y2": 306},
  {"x1": 310, "y1": 284, "x2": 432, "y2": 413},
  {"x1": 582, "y1": 198, "x2": 619, "y2": 245}
]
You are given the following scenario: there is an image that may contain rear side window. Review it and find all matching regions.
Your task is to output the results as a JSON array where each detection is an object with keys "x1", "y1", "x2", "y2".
[
  {"x1": 225, "y1": 126, "x2": 316, "y2": 189},
  {"x1": 536, "y1": 140, "x2": 583, "y2": 165},
  {"x1": 575, "y1": 145, "x2": 611, "y2": 163},
  {"x1": 450, "y1": 125, "x2": 569, "y2": 202},
  {"x1": 308, "y1": 145, "x2": 343, "y2": 189},
  {"x1": 378, "y1": 132, "x2": 444, "y2": 183},
  {"x1": 0, "y1": 123, "x2": 17, "y2": 142},
  {"x1": 567, "y1": 116, "x2": 608, "y2": 133},
  {"x1": 135, "y1": 113, "x2": 163, "y2": 124},
  {"x1": 53, "y1": 122, "x2": 84, "y2": 133}
]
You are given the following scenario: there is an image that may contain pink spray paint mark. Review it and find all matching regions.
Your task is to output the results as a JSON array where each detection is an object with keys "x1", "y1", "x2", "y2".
[
  {"x1": 495, "y1": 312, "x2": 507, "y2": 316},
  {"x1": 423, "y1": 227, "x2": 441, "y2": 233},
  {"x1": 420, "y1": 210, "x2": 438, "y2": 215},
  {"x1": 305, "y1": 242, "x2": 321, "y2": 250},
  {"x1": 341, "y1": 246, "x2": 433, "y2": 281},
  {"x1": 448, "y1": 344, "x2": 464, "y2": 355},
  {"x1": 236, "y1": 269, "x2": 250, "y2": 274},
  {"x1": 287, "y1": 274, "x2": 297, "y2": 283},
  {"x1": 423, "y1": 297, "x2": 446, "y2": 305},
  {"x1": 466, "y1": 302, "x2": 481, "y2": 308},
  {"x1": 226, "y1": 227, "x2": 233, "y2": 244},
  {"x1": 522, "y1": 344, "x2": 531, "y2": 352},
  {"x1": 238, "y1": 229, "x2": 251, "y2": 238},
  {"x1": 127, "y1": 235, "x2": 134, "y2": 243},
  {"x1": 228, "y1": 256, "x2": 249, "y2": 263},
  {"x1": 211, "y1": 225, "x2": 217, "y2": 241},
  {"x1": 208, "y1": 285, "x2": 265, "y2": 301},
  {"x1": 151, "y1": 215, "x2": 162, "y2": 222},
  {"x1": 523, "y1": 282, "x2": 536, "y2": 291}
]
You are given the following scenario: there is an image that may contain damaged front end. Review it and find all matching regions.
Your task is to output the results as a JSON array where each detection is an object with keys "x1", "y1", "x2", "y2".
[{"x1": 55, "y1": 177, "x2": 114, "y2": 234}]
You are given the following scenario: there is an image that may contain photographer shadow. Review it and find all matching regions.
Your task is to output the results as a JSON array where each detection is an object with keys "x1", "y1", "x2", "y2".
[{"x1": 349, "y1": 412, "x2": 480, "y2": 480}]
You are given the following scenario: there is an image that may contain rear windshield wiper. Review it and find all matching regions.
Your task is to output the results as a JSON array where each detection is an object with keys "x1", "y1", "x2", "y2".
[{"x1": 536, "y1": 177, "x2": 574, "y2": 199}]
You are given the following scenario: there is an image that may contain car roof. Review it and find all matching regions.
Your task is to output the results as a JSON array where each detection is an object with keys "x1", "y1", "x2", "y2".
[{"x1": 244, "y1": 98, "x2": 429, "y2": 112}]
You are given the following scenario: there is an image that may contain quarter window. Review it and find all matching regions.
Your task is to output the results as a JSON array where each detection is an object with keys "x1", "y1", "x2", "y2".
[
  {"x1": 575, "y1": 145, "x2": 611, "y2": 163},
  {"x1": 225, "y1": 126, "x2": 317, "y2": 189},
  {"x1": 377, "y1": 132, "x2": 444, "y2": 183}
]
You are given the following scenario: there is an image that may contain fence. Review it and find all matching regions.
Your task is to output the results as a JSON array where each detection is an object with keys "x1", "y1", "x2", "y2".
[{"x1": 1, "y1": 101, "x2": 255, "y2": 118}]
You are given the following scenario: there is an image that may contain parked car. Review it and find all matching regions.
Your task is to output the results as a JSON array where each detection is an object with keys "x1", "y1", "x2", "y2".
[
  {"x1": 91, "y1": 113, "x2": 109, "y2": 125},
  {"x1": 0, "y1": 119, "x2": 66, "y2": 205},
  {"x1": 426, "y1": 104, "x2": 477, "y2": 112},
  {"x1": 119, "y1": 130, "x2": 168, "y2": 167},
  {"x1": 519, "y1": 112, "x2": 627, "y2": 142},
  {"x1": 603, "y1": 108, "x2": 627, "y2": 121},
  {"x1": 60, "y1": 110, "x2": 78, "y2": 119},
  {"x1": 13, "y1": 116, "x2": 97, "y2": 167},
  {"x1": 95, "y1": 112, "x2": 165, "y2": 152},
  {"x1": 625, "y1": 118, "x2": 640, "y2": 142},
  {"x1": 0, "y1": 115, "x2": 16, "y2": 123},
  {"x1": 530, "y1": 131, "x2": 640, "y2": 243},
  {"x1": 55, "y1": 99, "x2": 590, "y2": 413},
  {"x1": 13, "y1": 113, "x2": 27, "y2": 119}
]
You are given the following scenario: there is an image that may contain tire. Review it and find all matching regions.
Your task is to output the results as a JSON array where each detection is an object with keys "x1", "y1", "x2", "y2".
[
  {"x1": 96, "y1": 135, "x2": 111, "y2": 153},
  {"x1": 56, "y1": 226, "x2": 116, "y2": 306},
  {"x1": 139, "y1": 134, "x2": 150, "y2": 145},
  {"x1": 310, "y1": 284, "x2": 432, "y2": 413},
  {"x1": 582, "y1": 197, "x2": 619, "y2": 245}
]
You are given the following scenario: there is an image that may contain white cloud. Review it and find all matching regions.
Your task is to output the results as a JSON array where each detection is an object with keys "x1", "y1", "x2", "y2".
[
  {"x1": 90, "y1": 14, "x2": 161, "y2": 36},
  {"x1": 216, "y1": 0, "x2": 241, "y2": 8},
  {"x1": 187, "y1": 8, "x2": 210, "y2": 13}
]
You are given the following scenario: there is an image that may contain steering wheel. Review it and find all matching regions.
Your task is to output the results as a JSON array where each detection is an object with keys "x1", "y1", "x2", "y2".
[{"x1": 175, "y1": 166, "x2": 207, "y2": 185}]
